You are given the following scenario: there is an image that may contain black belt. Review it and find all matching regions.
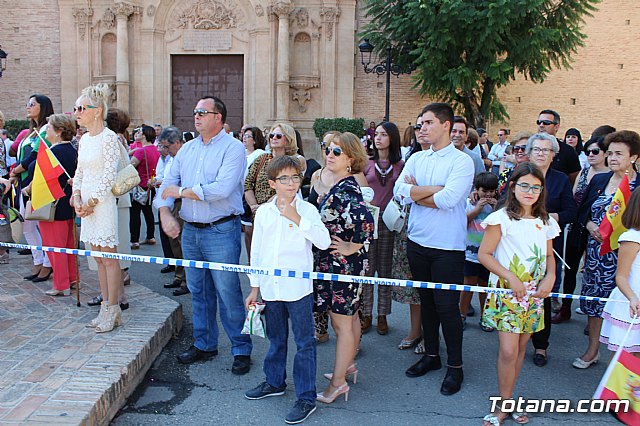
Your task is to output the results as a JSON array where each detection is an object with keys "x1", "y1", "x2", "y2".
[{"x1": 188, "y1": 215, "x2": 237, "y2": 229}]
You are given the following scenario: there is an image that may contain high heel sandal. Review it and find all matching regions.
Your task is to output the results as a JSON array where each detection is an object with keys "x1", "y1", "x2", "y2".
[
  {"x1": 323, "y1": 364, "x2": 358, "y2": 384},
  {"x1": 95, "y1": 304, "x2": 122, "y2": 333},
  {"x1": 316, "y1": 382, "x2": 349, "y2": 403},
  {"x1": 87, "y1": 301, "x2": 109, "y2": 328}
]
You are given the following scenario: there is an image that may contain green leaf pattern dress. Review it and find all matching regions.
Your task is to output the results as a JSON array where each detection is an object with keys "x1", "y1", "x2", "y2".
[{"x1": 481, "y1": 209, "x2": 560, "y2": 334}]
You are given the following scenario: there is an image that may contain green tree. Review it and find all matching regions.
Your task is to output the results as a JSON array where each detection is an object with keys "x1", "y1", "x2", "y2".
[{"x1": 360, "y1": 0, "x2": 600, "y2": 128}]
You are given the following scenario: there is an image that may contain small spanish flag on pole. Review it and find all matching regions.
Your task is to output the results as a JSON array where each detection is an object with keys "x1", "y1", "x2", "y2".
[
  {"x1": 30, "y1": 141, "x2": 66, "y2": 211},
  {"x1": 599, "y1": 173, "x2": 631, "y2": 256}
]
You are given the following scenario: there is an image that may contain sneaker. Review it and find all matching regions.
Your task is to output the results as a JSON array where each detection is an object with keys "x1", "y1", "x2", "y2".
[
  {"x1": 285, "y1": 400, "x2": 317, "y2": 424},
  {"x1": 244, "y1": 382, "x2": 286, "y2": 400},
  {"x1": 575, "y1": 307, "x2": 586, "y2": 315}
]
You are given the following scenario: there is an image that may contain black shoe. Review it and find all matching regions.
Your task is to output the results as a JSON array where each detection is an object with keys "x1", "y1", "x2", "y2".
[
  {"x1": 285, "y1": 400, "x2": 317, "y2": 424},
  {"x1": 32, "y1": 270, "x2": 53, "y2": 282},
  {"x1": 467, "y1": 305, "x2": 476, "y2": 317},
  {"x1": 164, "y1": 278, "x2": 182, "y2": 288},
  {"x1": 440, "y1": 367, "x2": 464, "y2": 396},
  {"x1": 87, "y1": 295, "x2": 103, "y2": 306},
  {"x1": 120, "y1": 302, "x2": 129, "y2": 311},
  {"x1": 176, "y1": 345, "x2": 218, "y2": 364},
  {"x1": 244, "y1": 381, "x2": 286, "y2": 400},
  {"x1": 18, "y1": 248, "x2": 31, "y2": 255},
  {"x1": 23, "y1": 273, "x2": 39, "y2": 280},
  {"x1": 173, "y1": 287, "x2": 190, "y2": 296},
  {"x1": 232, "y1": 355, "x2": 251, "y2": 375},
  {"x1": 533, "y1": 352, "x2": 548, "y2": 367},
  {"x1": 405, "y1": 355, "x2": 442, "y2": 377},
  {"x1": 161, "y1": 265, "x2": 175, "y2": 274}
]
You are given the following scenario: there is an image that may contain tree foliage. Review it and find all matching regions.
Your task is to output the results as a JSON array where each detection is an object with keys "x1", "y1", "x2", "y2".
[
  {"x1": 360, "y1": 0, "x2": 600, "y2": 127},
  {"x1": 313, "y1": 117, "x2": 365, "y2": 139}
]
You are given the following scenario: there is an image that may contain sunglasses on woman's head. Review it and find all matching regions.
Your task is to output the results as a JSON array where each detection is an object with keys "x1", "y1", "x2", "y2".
[
  {"x1": 325, "y1": 146, "x2": 343, "y2": 157},
  {"x1": 269, "y1": 133, "x2": 284, "y2": 140}
]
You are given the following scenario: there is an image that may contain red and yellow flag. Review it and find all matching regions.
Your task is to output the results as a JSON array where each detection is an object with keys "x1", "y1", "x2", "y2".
[
  {"x1": 599, "y1": 173, "x2": 631, "y2": 256},
  {"x1": 595, "y1": 349, "x2": 640, "y2": 425},
  {"x1": 31, "y1": 143, "x2": 65, "y2": 210}
]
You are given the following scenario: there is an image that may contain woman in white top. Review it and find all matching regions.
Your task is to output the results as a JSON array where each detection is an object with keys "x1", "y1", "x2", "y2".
[{"x1": 72, "y1": 83, "x2": 122, "y2": 333}]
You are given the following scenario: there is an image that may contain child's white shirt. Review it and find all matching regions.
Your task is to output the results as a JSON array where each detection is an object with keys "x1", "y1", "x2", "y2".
[{"x1": 250, "y1": 196, "x2": 330, "y2": 301}]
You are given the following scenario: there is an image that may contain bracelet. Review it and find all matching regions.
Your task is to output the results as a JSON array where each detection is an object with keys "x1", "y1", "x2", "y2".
[
  {"x1": 178, "y1": 187, "x2": 184, "y2": 198},
  {"x1": 87, "y1": 198, "x2": 98, "y2": 207}
]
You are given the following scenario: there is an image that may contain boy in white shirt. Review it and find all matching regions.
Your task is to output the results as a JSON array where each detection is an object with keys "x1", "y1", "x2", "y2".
[{"x1": 244, "y1": 156, "x2": 330, "y2": 424}]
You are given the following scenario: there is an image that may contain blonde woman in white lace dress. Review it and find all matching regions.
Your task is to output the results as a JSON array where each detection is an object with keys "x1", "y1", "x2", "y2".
[{"x1": 71, "y1": 84, "x2": 122, "y2": 333}]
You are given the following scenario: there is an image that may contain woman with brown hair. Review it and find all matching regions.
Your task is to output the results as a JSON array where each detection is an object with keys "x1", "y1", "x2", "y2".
[{"x1": 315, "y1": 132, "x2": 374, "y2": 404}]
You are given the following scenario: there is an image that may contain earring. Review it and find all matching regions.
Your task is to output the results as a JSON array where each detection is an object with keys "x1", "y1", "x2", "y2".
[{"x1": 347, "y1": 165, "x2": 352, "y2": 173}]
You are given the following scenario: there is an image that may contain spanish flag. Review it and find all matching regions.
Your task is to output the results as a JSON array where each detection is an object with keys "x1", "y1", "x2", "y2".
[
  {"x1": 31, "y1": 143, "x2": 65, "y2": 211},
  {"x1": 599, "y1": 173, "x2": 631, "y2": 256},
  {"x1": 594, "y1": 349, "x2": 640, "y2": 425}
]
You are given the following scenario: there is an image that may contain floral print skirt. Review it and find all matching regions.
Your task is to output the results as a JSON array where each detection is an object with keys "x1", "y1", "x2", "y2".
[
  {"x1": 482, "y1": 280, "x2": 545, "y2": 334},
  {"x1": 315, "y1": 279, "x2": 363, "y2": 316}
]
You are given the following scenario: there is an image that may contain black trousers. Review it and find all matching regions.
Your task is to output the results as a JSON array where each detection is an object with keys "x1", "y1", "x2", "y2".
[
  {"x1": 407, "y1": 239, "x2": 464, "y2": 367},
  {"x1": 130, "y1": 188, "x2": 155, "y2": 243},
  {"x1": 561, "y1": 237, "x2": 588, "y2": 308}
]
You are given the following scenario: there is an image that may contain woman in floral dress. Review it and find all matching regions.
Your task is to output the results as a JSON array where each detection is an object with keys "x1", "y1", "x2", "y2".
[
  {"x1": 315, "y1": 132, "x2": 374, "y2": 404},
  {"x1": 478, "y1": 163, "x2": 559, "y2": 426}
]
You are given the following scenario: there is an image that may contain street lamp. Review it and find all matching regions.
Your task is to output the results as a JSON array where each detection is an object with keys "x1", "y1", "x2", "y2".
[
  {"x1": 358, "y1": 39, "x2": 413, "y2": 122},
  {"x1": 0, "y1": 46, "x2": 7, "y2": 78}
]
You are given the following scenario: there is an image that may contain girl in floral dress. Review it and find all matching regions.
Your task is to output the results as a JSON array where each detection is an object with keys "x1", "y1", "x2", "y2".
[{"x1": 478, "y1": 163, "x2": 560, "y2": 426}]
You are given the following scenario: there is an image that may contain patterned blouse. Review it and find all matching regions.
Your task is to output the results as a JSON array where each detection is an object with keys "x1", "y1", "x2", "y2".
[
  {"x1": 316, "y1": 176, "x2": 374, "y2": 276},
  {"x1": 244, "y1": 153, "x2": 274, "y2": 205}
]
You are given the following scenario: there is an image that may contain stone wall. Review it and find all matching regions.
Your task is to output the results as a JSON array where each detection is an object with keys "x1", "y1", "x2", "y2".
[{"x1": 0, "y1": 0, "x2": 62, "y2": 120}]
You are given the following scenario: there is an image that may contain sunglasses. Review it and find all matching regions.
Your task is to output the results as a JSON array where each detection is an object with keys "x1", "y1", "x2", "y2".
[
  {"x1": 325, "y1": 146, "x2": 343, "y2": 157},
  {"x1": 414, "y1": 124, "x2": 422, "y2": 130},
  {"x1": 26, "y1": 102, "x2": 37, "y2": 108},
  {"x1": 269, "y1": 133, "x2": 284, "y2": 140},
  {"x1": 73, "y1": 105, "x2": 97, "y2": 113},
  {"x1": 516, "y1": 182, "x2": 543, "y2": 194},
  {"x1": 536, "y1": 119, "x2": 557, "y2": 126},
  {"x1": 193, "y1": 108, "x2": 220, "y2": 117},
  {"x1": 586, "y1": 148, "x2": 601, "y2": 156},
  {"x1": 512, "y1": 145, "x2": 527, "y2": 152}
]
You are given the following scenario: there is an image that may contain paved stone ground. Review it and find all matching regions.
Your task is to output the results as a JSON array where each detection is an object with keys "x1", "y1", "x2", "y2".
[
  {"x1": 110, "y1": 237, "x2": 621, "y2": 426},
  {"x1": 0, "y1": 251, "x2": 182, "y2": 425}
]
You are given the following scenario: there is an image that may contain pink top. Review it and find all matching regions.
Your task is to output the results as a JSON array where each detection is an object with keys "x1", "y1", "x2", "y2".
[
  {"x1": 364, "y1": 158, "x2": 404, "y2": 208},
  {"x1": 129, "y1": 141, "x2": 143, "y2": 150},
  {"x1": 133, "y1": 145, "x2": 161, "y2": 188}
]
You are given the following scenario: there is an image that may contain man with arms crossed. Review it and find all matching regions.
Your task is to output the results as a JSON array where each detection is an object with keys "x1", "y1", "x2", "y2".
[{"x1": 394, "y1": 103, "x2": 474, "y2": 396}]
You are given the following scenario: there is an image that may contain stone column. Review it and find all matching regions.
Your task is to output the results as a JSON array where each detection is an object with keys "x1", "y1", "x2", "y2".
[
  {"x1": 114, "y1": 2, "x2": 135, "y2": 111},
  {"x1": 273, "y1": 2, "x2": 293, "y2": 122},
  {"x1": 72, "y1": 7, "x2": 93, "y2": 95}
]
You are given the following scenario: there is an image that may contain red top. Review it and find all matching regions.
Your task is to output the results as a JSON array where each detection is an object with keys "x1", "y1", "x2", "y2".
[{"x1": 133, "y1": 145, "x2": 161, "y2": 188}]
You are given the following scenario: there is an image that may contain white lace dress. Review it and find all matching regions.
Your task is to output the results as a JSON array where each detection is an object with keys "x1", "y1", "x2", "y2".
[{"x1": 73, "y1": 128, "x2": 120, "y2": 248}]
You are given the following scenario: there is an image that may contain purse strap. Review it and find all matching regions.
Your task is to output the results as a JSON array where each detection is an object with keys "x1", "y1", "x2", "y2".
[{"x1": 141, "y1": 145, "x2": 150, "y2": 188}]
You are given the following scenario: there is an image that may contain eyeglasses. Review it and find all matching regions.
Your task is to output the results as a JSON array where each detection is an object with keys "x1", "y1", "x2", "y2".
[
  {"x1": 269, "y1": 133, "x2": 284, "y2": 140},
  {"x1": 516, "y1": 183, "x2": 543, "y2": 194},
  {"x1": 531, "y1": 147, "x2": 553, "y2": 155},
  {"x1": 73, "y1": 105, "x2": 97, "y2": 113},
  {"x1": 513, "y1": 145, "x2": 527, "y2": 152},
  {"x1": 586, "y1": 148, "x2": 601, "y2": 156},
  {"x1": 26, "y1": 102, "x2": 37, "y2": 108},
  {"x1": 325, "y1": 146, "x2": 343, "y2": 157},
  {"x1": 413, "y1": 124, "x2": 422, "y2": 130},
  {"x1": 193, "y1": 108, "x2": 220, "y2": 117},
  {"x1": 536, "y1": 119, "x2": 557, "y2": 126},
  {"x1": 243, "y1": 134, "x2": 254, "y2": 140},
  {"x1": 274, "y1": 175, "x2": 302, "y2": 185},
  {"x1": 158, "y1": 144, "x2": 169, "y2": 150}
]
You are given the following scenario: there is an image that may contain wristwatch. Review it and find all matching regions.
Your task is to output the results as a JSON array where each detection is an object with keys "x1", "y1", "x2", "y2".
[{"x1": 178, "y1": 187, "x2": 184, "y2": 198}]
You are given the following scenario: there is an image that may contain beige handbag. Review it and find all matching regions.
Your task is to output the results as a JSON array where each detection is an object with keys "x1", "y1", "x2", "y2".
[
  {"x1": 112, "y1": 141, "x2": 140, "y2": 196},
  {"x1": 25, "y1": 200, "x2": 57, "y2": 222}
]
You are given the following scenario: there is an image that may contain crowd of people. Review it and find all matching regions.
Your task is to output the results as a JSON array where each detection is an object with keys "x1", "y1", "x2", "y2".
[{"x1": 2, "y1": 92, "x2": 640, "y2": 425}]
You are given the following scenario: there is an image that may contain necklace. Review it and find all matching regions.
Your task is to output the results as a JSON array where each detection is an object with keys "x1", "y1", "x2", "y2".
[{"x1": 374, "y1": 160, "x2": 393, "y2": 186}]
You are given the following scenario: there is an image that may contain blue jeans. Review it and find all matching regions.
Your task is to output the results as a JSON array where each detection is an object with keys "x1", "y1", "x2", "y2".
[
  {"x1": 264, "y1": 294, "x2": 316, "y2": 404},
  {"x1": 182, "y1": 219, "x2": 252, "y2": 356}
]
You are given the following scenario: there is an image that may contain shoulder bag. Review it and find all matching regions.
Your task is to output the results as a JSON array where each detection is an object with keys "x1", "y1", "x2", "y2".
[
  {"x1": 382, "y1": 197, "x2": 407, "y2": 233},
  {"x1": 131, "y1": 146, "x2": 151, "y2": 205},
  {"x1": 25, "y1": 199, "x2": 57, "y2": 222},
  {"x1": 112, "y1": 139, "x2": 140, "y2": 196}
]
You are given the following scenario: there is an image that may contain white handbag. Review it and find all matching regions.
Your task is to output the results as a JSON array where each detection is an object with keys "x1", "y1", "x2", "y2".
[{"x1": 382, "y1": 197, "x2": 407, "y2": 232}]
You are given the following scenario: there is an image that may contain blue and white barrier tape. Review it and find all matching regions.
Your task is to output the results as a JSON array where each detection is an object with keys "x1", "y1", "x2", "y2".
[{"x1": 0, "y1": 242, "x2": 626, "y2": 304}]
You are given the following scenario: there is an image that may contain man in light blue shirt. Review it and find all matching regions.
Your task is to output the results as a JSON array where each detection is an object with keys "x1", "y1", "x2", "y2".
[
  {"x1": 487, "y1": 129, "x2": 510, "y2": 175},
  {"x1": 157, "y1": 95, "x2": 252, "y2": 373},
  {"x1": 393, "y1": 103, "x2": 473, "y2": 396}
]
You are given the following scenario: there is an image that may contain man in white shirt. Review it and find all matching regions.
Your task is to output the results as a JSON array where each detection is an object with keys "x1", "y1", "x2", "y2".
[
  {"x1": 393, "y1": 103, "x2": 474, "y2": 396},
  {"x1": 451, "y1": 117, "x2": 484, "y2": 176},
  {"x1": 0, "y1": 129, "x2": 14, "y2": 177},
  {"x1": 487, "y1": 129, "x2": 510, "y2": 175}
]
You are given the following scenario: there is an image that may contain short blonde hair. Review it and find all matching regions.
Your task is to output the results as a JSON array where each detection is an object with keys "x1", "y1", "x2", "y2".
[
  {"x1": 514, "y1": 131, "x2": 533, "y2": 144},
  {"x1": 79, "y1": 83, "x2": 111, "y2": 121},
  {"x1": 269, "y1": 122, "x2": 298, "y2": 155},
  {"x1": 333, "y1": 132, "x2": 368, "y2": 174},
  {"x1": 47, "y1": 114, "x2": 77, "y2": 141},
  {"x1": 0, "y1": 110, "x2": 5, "y2": 128}
]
